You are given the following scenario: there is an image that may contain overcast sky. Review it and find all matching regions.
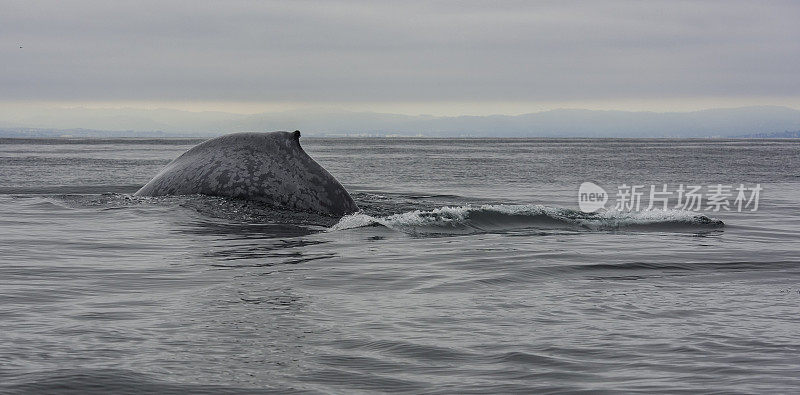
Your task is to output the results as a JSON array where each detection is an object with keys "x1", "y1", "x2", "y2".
[{"x1": 2, "y1": 0, "x2": 799, "y2": 115}]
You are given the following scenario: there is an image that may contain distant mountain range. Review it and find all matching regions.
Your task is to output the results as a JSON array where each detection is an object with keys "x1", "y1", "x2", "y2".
[
  {"x1": 731, "y1": 130, "x2": 800, "y2": 138},
  {"x1": 1, "y1": 105, "x2": 799, "y2": 138}
]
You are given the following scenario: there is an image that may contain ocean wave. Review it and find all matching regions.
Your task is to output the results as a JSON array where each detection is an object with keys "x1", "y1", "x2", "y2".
[
  {"x1": 330, "y1": 204, "x2": 724, "y2": 234},
  {"x1": 50, "y1": 193, "x2": 342, "y2": 229},
  {"x1": 0, "y1": 368, "x2": 274, "y2": 394}
]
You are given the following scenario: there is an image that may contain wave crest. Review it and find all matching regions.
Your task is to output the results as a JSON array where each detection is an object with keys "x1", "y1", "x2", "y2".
[{"x1": 330, "y1": 204, "x2": 724, "y2": 234}]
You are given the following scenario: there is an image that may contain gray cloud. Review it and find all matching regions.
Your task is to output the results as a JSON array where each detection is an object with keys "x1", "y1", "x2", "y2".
[{"x1": 2, "y1": 0, "x2": 799, "y2": 102}]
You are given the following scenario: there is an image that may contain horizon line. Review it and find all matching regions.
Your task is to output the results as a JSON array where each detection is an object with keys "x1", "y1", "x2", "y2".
[{"x1": 2, "y1": 98, "x2": 800, "y2": 117}]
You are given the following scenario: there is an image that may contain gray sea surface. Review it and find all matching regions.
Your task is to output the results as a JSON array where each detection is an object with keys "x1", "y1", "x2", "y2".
[{"x1": 1, "y1": 137, "x2": 799, "y2": 393}]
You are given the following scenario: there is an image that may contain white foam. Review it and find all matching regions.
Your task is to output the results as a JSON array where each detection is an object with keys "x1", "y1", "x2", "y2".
[
  {"x1": 329, "y1": 213, "x2": 380, "y2": 231},
  {"x1": 329, "y1": 204, "x2": 722, "y2": 233}
]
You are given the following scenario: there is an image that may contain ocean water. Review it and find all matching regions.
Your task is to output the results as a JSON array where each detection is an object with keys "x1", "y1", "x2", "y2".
[{"x1": 1, "y1": 137, "x2": 799, "y2": 393}]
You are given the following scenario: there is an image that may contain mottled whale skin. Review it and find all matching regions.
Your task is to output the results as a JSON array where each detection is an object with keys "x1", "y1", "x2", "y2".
[{"x1": 134, "y1": 131, "x2": 359, "y2": 216}]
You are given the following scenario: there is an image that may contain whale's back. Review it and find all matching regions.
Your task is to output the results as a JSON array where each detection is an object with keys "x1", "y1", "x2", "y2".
[{"x1": 134, "y1": 131, "x2": 358, "y2": 216}]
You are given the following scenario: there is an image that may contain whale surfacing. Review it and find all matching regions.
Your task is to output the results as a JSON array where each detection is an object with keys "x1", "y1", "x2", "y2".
[{"x1": 134, "y1": 131, "x2": 359, "y2": 216}]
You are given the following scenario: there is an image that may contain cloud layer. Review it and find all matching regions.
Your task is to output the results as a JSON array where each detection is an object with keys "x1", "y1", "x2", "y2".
[{"x1": 3, "y1": 0, "x2": 799, "y2": 104}]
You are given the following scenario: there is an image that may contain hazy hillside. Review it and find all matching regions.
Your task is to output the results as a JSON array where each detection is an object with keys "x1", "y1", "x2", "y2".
[{"x1": 1, "y1": 106, "x2": 799, "y2": 138}]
